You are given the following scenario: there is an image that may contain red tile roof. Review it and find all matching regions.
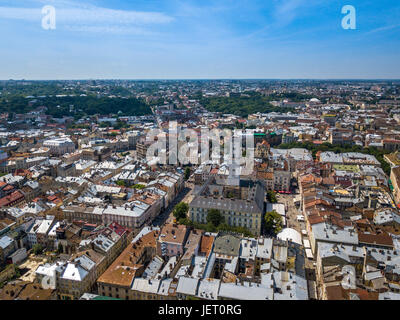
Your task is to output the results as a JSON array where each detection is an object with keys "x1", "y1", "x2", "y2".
[{"x1": 0, "y1": 190, "x2": 24, "y2": 207}]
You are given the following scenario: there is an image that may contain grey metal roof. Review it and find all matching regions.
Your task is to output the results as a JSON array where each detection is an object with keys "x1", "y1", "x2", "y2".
[
  {"x1": 190, "y1": 196, "x2": 262, "y2": 213},
  {"x1": 213, "y1": 235, "x2": 241, "y2": 256}
]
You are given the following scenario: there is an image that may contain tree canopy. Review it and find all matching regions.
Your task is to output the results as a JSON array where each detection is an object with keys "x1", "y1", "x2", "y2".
[
  {"x1": 0, "y1": 95, "x2": 151, "y2": 118},
  {"x1": 267, "y1": 190, "x2": 278, "y2": 203},
  {"x1": 32, "y1": 244, "x2": 44, "y2": 255},
  {"x1": 173, "y1": 202, "x2": 189, "y2": 220},
  {"x1": 178, "y1": 217, "x2": 253, "y2": 237},
  {"x1": 116, "y1": 180, "x2": 125, "y2": 186},
  {"x1": 207, "y1": 209, "x2": 224, "y2": 227},
  {"x1": 200, "y1": 91, "x2": 295, "y2": 117},
  {"x1": 184, "y1": 167, "x2": 191, "y2": 180},
  {"x1": 264, "y1": 210, "x2": 283, "y2": 235}
]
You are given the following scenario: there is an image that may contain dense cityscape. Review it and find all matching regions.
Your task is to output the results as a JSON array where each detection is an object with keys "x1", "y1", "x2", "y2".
[{"x1": 0, "y1": 79, "x2": 399, "y2": 301}]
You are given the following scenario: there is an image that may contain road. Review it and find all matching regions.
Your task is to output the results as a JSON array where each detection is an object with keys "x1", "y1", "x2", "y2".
[
  {"x1": 152, "y1": 182, "x2": 193, "y2": 227},
  {"x1": 276, "y1": 192, "x2": 318, "y2": 299},
  {"x1": 276, "y1": 193, "x2": 305, "y2": 233}
]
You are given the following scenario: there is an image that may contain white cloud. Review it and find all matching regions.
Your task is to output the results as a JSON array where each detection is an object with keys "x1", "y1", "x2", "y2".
[
  {"x1": 64, "y1": 25, "x2": 160, "y2": 36},
  {"x1": 0, "y1": 2, "x2": 173, "y2": 34},
  {"x1": 56, "y1": 8, "x2": 174, "y2": 25},
  {"x1": 366, "y1": 24, "x2": 400, "y2": 34},
  {"x1": 272, "y1": 0, "x2": 322, "y2": 26}
]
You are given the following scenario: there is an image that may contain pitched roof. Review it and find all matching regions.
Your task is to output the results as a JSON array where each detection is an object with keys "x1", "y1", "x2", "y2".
[{"x1": 97, "y1": 230, "x2": 159, "y2": 287}]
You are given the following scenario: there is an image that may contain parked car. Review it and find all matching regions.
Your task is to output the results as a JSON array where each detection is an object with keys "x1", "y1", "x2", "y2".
[{"x1": 297, "y1": 215, "x2": 305, "y2": 222}]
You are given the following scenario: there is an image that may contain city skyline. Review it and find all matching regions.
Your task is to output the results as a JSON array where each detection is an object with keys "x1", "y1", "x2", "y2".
[{"x1": 0, "y1": 69, "x2": 400, "y2": 301}]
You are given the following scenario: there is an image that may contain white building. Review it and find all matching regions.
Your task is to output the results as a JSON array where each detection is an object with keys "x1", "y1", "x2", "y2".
[
  {"x1": 43, "y1": 137, "x2": 75, "y2": 156},
  {"x1": 27, "y1": 219, "x2": 44, "y2": 247}
]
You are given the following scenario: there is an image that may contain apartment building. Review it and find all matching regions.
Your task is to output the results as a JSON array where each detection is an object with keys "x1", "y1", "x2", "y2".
[
  {"x1": 189, "y1": 179, "x2": 265, "y2": 236},
  {"x1": 97, "y1": 228, "x2": 159, "y2": 300},
  {"x1": 157, "y1": 223, "x2": 189, "y2": 258},
  {"x1": 43, "y1": 137, "x2": 75, "y2": 156}
]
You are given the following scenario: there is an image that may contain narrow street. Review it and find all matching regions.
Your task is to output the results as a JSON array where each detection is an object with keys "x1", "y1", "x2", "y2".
[
  {"x1": 152, "y1": 182, "x2": 193, "y2": 227},
  {"x1": 276, "y1": 192, "x2": 318, "y2": 299},
  {"x1": 276, "y1": 193, "x2": 305, "y2": 234}
]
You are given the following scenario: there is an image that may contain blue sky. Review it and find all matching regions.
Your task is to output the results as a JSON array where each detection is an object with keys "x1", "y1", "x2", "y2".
[{"x1": 0, "y1": 0, "x2": 399, "y2": 79}]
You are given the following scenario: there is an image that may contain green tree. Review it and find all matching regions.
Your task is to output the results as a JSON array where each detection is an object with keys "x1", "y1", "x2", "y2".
[
  {"x1": 267, "y1": 190, "x2": 278, "y2": 203},
  {"x1": 200, "y1": 91, "x2": 296, "y2": 117},
  {"x1": 217, "y1": 223, "x2": 231, "y2": 232},
  {"x1": 205, "y1": 222, "x2": 217, "y2": 232},
  {"x1": 207, "y1": 209, "x2": 224, "y2": 227},
  {"x1": 184, "y1": 167, "x2": 191, "y2": 181},
  {"x1": 116, "y1": 180, "x2": 125, "y2": 186},
  {"x1": 232, "y1": 226, "x2": 254, "y2": 237},
  {"x1": 264, "y1": 210, "x2": 283, "y2": 235},
  {"x1": 226, "y1": 192, "x2": 235, "y2": 199},
  {"x1": 32, "y1": 244, "x2": 44, "y2": 255},
  {"x1": 178, "y1": 217, "x2": 193, "y2": 227},
  {"x1": 15, "y1": 266, "x2": 21, "y2": 278},
  {"x1": 113, "y1": 120, "x2": 129, "y2": 130},
  {"x1": 177, "y1": 217, "x2": 253, "y2": 237},
  {"x1": 173, "y1": 202, "x2": 189, "y2": 220},
  {"x1": 99, "y1": 121, "x2": 112, "y2": 128}
]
